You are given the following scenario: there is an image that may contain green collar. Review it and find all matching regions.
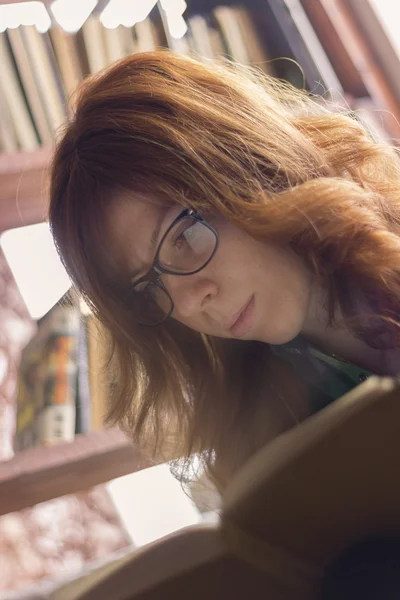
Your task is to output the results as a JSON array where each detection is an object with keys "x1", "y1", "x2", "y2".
[
  {"x1": 308, "y1": 345, "x2": 375, "y2": 385},
  {"x1": 270, "y1": 338, "x2": 376, "y2": 412}
]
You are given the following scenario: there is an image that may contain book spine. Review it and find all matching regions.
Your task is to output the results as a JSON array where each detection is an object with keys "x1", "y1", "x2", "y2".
[
  {"x1": 37, "y1": 312, "x2": 79, "y2": 445},
  {"x1": 14, "y1": 338, "x2": 43, "y2": 452},
  {"x1": 6, "y1": 26, "x2": 53, "y2": 145},
  {"x1": 75, "y1": 317, "x2": 91, "y2": 434},
  {"x1": 14, "y1": 379, "x2": 39, "y2": 452},
  {"x1": 87, "y1": 316, "x2": 110, "y2": 431},
  {"x1": 15, "y1": 305, "x2": 81, "y2": 450},
  {"x1": 0, "y1": 32, "x2": 39, "y2": 151}
]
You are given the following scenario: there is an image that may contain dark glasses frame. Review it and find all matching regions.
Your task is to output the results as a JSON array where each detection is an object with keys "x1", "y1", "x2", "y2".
[{"x1": 130, "y1": 208, "x2": 219, "y2": 325}]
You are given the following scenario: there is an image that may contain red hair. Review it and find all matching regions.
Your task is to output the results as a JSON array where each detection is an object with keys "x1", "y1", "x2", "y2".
[{"x1": 49, "y1": 51, "x2": 400, "y2": 489}]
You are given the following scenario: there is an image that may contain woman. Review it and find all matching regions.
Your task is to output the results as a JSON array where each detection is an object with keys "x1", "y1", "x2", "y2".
[{"x1": 49, "y1": 50, "x2": 400, "y2": 490}]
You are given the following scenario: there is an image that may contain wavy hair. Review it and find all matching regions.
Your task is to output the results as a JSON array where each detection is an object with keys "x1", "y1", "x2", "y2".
[{"x1": 49, "y1": 50, "x2": 400, "y2": 490}]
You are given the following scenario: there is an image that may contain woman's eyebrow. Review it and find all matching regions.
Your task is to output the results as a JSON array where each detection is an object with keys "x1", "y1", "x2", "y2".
[
  {"x1": 129, "y1": 205, "x2": 171, "y2": 282},
  {"x1": 150, "y1": 205, "x2": 170, "y2": 252}
]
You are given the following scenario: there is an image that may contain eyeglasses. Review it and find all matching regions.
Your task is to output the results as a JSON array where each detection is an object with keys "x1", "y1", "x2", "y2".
[{"x1": 128, "y1": 209, "x2": 219, "y2": 326}]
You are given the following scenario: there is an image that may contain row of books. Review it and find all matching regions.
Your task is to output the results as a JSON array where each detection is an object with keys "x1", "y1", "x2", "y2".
[
  {"x1": 188, "y1": 0, "x2": 400, "y2": 141},
  {"x1": 2, "y1": 0, "x2": 400, "y2": 156},
  {"x1": 298, "y1": 0, "x2": 400, "y2": 141},
  {"x1": 14, "y1": 300, "x2": 110, "y2": 451},
  {"x1": 0, "y1": 3, "x2": 271, "y2": 153}
]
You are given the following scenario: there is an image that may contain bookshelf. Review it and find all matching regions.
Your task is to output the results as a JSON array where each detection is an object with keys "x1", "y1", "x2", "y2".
[
  {"x1": 0, "y1": 427, "x2": 151, "y2": 516},
  {"x1": 1, "y1": 0, "x2": 399, "y2": 234},
  {"x1": 0, "y1": 0, "x2": 399, "y2": 517}
]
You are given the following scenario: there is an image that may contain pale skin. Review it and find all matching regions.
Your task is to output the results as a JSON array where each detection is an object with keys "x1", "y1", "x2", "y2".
[{"x1": 106, "y1": 196, "x2": 399, "y2": 376}]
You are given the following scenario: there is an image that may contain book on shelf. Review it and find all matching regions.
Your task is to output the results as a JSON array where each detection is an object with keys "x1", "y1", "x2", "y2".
[
  {"x1": 75, "y1": 315, "x2": 91, "y2": 435},
  {"x1": 0, "y1": 3, "x2": 279, "y2": 154},
  {"x1": 14, "y1": 302, "x2": 81, "y2": 451},
  {"x1": 0, "y1": 85, "x2": 19, "y2": 153},
  {"x1": 300, "y1": 0, "x2": 368, "y2": 97},
  {"x1": 232, "y1": 5, "x2": 274, "y2": 72},
  {"x1": 187, "y1": 14, "x2": 216, "y2": 60},
  {"x1": 81, "y1": 14, "x2": 109, "y2": 74},
  {"x1": 1, "y1": 1, "x2": 398, "y2": 153},
  {"x1": 134, "y1": 16, "x2": 163, "y2": 52},
  {"x1": 49, "y1": 25, "x2": 84, "y2": 98},
  {"x1": 86, "y1": 315, "x2": 112, "y2": 432},
  {"x1": 101, "y1": 24, "x2": 132, "y2": 65},
  {"x1": 19, "y1": 25, "x2": 67, "y2": 133},
  {"x1": 279, "y1": 0, "x2": 343, "y2": 98},
  {"x1": 0, "y1": 12, "x2": 159, "y2": 152},
  {"x1": 187, "y1": 6, "x2": 273, "y2": 73},
  {"x1": 300, "y1": 0, "x2": 400, "y2": 140},
  {"x1": 0, "y1": 31, "x2": 39, "y2": 152},
  {"x1": 13, "y1": 296, "x2": 117, "y2": 450},
  {"x1": 244, "y1": 0, "x2": 341, "y2": 96},
  {"x1": 213, "y1": 5, "x2": 253, "y2": 66},
  {"x1": 345, "y1": 0, "x2": 400, "y2": 105},
  {"x1": 7, "y1": 25, "x2": 54, "y2": 145}
]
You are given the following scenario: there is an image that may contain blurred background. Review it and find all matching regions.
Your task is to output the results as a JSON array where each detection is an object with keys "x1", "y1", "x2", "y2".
[{"x1": 0, "y1": 0, "x2": 399, "y2": 595}]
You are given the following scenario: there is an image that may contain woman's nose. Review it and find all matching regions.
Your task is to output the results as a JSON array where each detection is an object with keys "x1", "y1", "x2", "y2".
[{"x1": 162, "y1": 272, "x2": 218, "y2": 319}]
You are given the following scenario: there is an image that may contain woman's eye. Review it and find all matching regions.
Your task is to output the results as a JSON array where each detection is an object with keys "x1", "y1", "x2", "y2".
[
  {"x1": 173, "y1": 225, "x2": 194, "y2": 249},
  {"x1": 174, "y1": 221, "x2": 202, "y2": 250},
  {"x1": 135, "y1": 281, "x2": 149, "y2": 293}
]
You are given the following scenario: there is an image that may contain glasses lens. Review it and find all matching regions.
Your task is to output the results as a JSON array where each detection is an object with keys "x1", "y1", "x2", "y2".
[
  {"x1": 159, "y1": 217, "x2": 217, "y2": 273},
  {"x1": 131, "y1": 281, "x2": 172, "y2": 325}
]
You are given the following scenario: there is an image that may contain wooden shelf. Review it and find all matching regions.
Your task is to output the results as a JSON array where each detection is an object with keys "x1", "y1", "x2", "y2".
[
  {"x1": 0, "y1": 147, "x2": 51, "y2": 232},
  {"x1": 0, "y1": 428, "x2": 151, "y2": 516}
]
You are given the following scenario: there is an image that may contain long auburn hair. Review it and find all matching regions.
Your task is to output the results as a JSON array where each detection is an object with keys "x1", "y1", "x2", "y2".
[{"x1": 49, "y1": 50, "x2": 400, "y2": 490}]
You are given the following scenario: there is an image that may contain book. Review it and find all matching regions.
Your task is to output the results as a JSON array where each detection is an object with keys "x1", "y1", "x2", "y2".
[
  {"x1": 188, "y1": 14, "x2": 228, "y2": 61},
  {"x1": 0, "y1": 85, "x2": 19, "y2": 152},
  {"x1": 135, "y1": 17, "x2": 161, "y2": 52},
  {"x1": 19, "y1": 25, "x2": 67, "y2": 134},
  {"x1": 7, "y1": 26, "x2": 53, "y2": 145},
  {"x1": 213, "y1": 5, "x2": 251, "y2": 65},
  {"x1": 302, "y1": 0, "x2": 400, "y2": 140},
  {"x1": 14, "y1": 325, "x2": 42, "y2": 452},
  {"x1": 261, "y1": 0, "x2": 342, "y2": 97},
  {"x1": 87, "y1": 316, "x2": 111, "y2": 431},
  {"x1": 280, "y1": 0, "x2": 343, "y2": 98},
  {"x1": 300, "y1": 0, "x2": 368, "y2": 97},
  {"x1": 117, "y1": 24, "x2": 137, "y2": 56},
  {"x1": 81, "y1": 14, "x2": 109, "y2": 74},
  {"x1": 7, "y1": 375, "x2": 400, "y2": 599},
  {"x1": 345, "y1": 0, "x2": 400, "y2": 105},
  {"x1": 74, "y1": 26, "x2": 92, "y2": 79},
  {"x1": 207, "y1": 24, "x2": 228, "y2": 60},
  {"x1": 49, "y1": 25, "x2": 84, "y2": 98},
  {"x1": 187, "y1": 15, "x2": 216, "y2": 60},
  {"x1": 0, "y1": 32, "x2": 39, "y2": 151},
  {"x1": 232, "y1": 6, "x2": 274, "y2": 74},
  {"x1": 102, "y1": 25, "x2": 128, "y2": 65},
  {"x1": 75, "y1": 316, "x2": 91, "y2": 435},
  {"x1": 14, "y1": 304, "x2": 80, "y2": 451},
  {"x1": 40, "y1": 307, "x2": 80, "y2": 445},
  {"x1": 2, "y1": 2, "x2": 399, "y2": 156}
]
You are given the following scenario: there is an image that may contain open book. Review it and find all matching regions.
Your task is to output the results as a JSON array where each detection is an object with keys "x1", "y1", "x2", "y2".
[{"x1": 8, "y1": 376, "x2": 400, "y2": 600}]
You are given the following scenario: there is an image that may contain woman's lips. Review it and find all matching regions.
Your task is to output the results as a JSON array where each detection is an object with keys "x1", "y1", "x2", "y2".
[{"x1": 229, "y1": 295, "x2": 255, "y2": 337}]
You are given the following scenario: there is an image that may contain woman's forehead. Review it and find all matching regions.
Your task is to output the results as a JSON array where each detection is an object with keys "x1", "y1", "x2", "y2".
[{"x1": 105, "y1": 194, "x2": 172, "y2": 273}]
